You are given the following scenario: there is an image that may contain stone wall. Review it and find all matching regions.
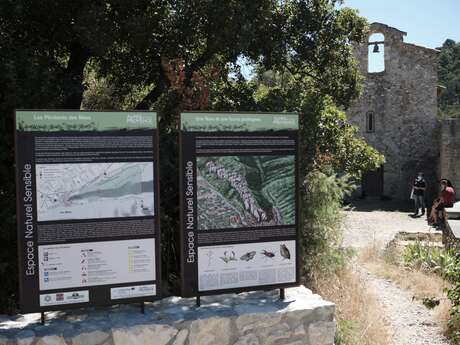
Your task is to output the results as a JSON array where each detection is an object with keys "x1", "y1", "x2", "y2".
[
  {"x1": 0, "y1": 286, "x2": 335, "y2": 345},
  {"x1": 347, "y1": 22, "x2": 439, "y2": 200},
  {"x1": 440, "y1": 118, "x2": 460, "y2": 192}
]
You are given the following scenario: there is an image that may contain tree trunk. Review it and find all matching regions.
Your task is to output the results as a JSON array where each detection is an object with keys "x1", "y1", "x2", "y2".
[{"x1": 62, "y1": 41, "x2": 92, "y2": 109}]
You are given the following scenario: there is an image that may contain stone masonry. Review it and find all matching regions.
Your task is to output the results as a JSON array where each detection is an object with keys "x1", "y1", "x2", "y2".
[
  {"x1": 0, "y1": 286, "x2": 335, "y2": 345},
  {"x1": 347, "y1": 22, "x2": 439, "y2": 200},
  {"x1": 440, "y1": 118, "x2": 460, "y2": 191}
]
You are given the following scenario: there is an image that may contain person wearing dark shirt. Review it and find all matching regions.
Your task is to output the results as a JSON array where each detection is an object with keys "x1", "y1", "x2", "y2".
[
  {"x1": 429, "y1": 180, "x2": 455, "y2": 226},
  {"x1": 412, "y1": 172, "x2": 426, "y2": 216}
]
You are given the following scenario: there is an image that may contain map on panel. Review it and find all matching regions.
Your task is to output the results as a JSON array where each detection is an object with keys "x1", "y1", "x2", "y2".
[
  {"x1": 196, "y1": 155, "x2": 295, "y2": 230},
  {"x1": 36, "y1": 162, "x2": 154, "y2": 221}
]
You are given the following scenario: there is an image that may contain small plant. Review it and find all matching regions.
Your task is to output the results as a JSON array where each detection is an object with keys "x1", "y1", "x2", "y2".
[
  {"x1": 335, "y1": 320, "x2": 356, "y2": 345},
  {"x1": 422, "y1": 297, "x2": 441, "y2": 309},
  {"x1": 383, "y1": 242, "x2": 401, "y2": 265},
  {"x1": 403, "y1": 242, "x2": 454, "y2": 276}
]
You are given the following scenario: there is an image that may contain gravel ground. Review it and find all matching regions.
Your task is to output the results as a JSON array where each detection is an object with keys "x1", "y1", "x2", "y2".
[
  {"x1": 343, "y1": 200, "x2": 432, "y2": 248},
  {"x1": 358, "y1": 266, "x2": 450, "y2": 345},
  {"x1": 344, "y1": 200, "x2": 450, "y2": 345}
]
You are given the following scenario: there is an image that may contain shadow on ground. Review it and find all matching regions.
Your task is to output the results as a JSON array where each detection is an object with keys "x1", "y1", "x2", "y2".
[{"x1": 346, "y1": 198, "x2": 416, "y2": 212}]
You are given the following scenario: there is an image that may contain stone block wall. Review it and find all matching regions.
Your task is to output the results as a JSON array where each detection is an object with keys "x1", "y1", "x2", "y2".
[
  {"x1": 440, "y1": 119, "x2": 460, "y2": 193},
  {"x1": 0, "y1": 286, "x2": 335, "y2": 345}
]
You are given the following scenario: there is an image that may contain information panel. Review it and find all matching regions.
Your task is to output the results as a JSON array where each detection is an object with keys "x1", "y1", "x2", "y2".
[
  {"x1": 180, "y1": 112, "x2": 299, "y2": 297},
  {"x1": 15, "y1": 110, "x2": 160, "y2": 312}
]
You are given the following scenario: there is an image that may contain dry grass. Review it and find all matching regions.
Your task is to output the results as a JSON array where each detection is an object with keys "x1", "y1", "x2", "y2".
[
  {"x1": 359, "y1": 243, "x2": 451, "y2": 334},
  {"x1": 314, "y1": 267, "x2": 391, "y2": 345},
  {"x1": 365, "y1": 261, "x2": 448, "y2": 300},
  {"x1": 434, "y1": 299, "x2": 452, "y2": 333}
]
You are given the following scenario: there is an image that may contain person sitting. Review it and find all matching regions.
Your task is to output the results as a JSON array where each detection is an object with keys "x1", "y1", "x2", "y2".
[{"x1": 428, "y1": 179, "x2": 455, "y2": 227}]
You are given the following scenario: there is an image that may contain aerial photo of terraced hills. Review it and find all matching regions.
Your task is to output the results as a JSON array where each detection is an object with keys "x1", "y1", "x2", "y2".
[{"x1": 196, "y1": 155, "x2": 295, "y2": 230}]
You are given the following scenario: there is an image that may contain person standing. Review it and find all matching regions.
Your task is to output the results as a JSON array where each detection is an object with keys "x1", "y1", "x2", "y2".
[{"x1": 412, "y1": 172, "x2": 427, "y2": 216}]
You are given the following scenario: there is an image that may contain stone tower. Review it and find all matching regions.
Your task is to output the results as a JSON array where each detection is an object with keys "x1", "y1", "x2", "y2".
[{"x1": 347, "y1": 22, "x2": 439, "y2": 200}]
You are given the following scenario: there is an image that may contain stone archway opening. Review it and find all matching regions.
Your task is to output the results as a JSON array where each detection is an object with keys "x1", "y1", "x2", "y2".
[{"x1": 368, "y1": 33, "x2": 385, "y2": 73}]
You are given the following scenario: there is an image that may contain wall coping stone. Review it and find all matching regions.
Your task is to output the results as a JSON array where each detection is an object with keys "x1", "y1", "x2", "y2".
[{"x1": 0, "y1": 286, "x2": 336, "y2": 345}]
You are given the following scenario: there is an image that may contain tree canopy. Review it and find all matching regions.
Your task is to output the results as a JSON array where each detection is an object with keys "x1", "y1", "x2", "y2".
[
  {"x1": 0, "y1": 0, "x2": 384, "y2": 311},
  {"x1": 438, "y1": 39, "x2": 460, "y2": 118},
  {"x1": 1, "y1": 0, "x2": 369, "y2": 113}
]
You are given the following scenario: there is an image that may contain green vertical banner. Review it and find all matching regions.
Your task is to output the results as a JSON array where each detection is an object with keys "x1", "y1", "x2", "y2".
[
  {"x1": 15, "y1": 110, "x2": 161, "y2": 313},
  {"x1": 179, "y1": 112, "x2": 300, "y2": 297}
]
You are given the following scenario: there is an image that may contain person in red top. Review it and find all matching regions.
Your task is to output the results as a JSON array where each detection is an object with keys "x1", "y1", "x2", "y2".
[{"x1": 429, "y1": 179, "x2": 455, "y2": 226}]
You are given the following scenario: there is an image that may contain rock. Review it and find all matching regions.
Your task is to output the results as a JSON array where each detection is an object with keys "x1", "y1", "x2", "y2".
[
  {"x1": 65, "y1": 314, "x2": 87, "y2": 322},
  {"x1": 283, "y1": 309, "x2": 314, "y2": 328},
  {"x1": 35, "y1": 336, "x2": 67, "y2": 345},
  {"x1": 307, "y1": 321, "x2": 336, "y2": 345},
  {"x1": 1, "y1": 286, "x2": 336, "y2": 345},
  {"x1": 313, "y1": 304, "x2": 335, "y2": 322},
  {"x1": 0, "y1": 335, "x2": 10, "y2": 345},
  {"x1": 16, "y1": 330, "x2": 35, "y2": 345},
  {"x1": 71, "y1": 330, "x2": 110, "y2": 345},
  {"x1": 173, "y1": 329, "x2": 188, "y2": 345},
  {"x1": 235, "y1": 313, "x2": 282, "y2": 334},
  {"x1": 233, "y1": 334, "x2": 260, "y2": 345},
  {"x1": 257, "y1": 322, "x2": 291, "y2": 345},
  {"x1": 292, "y1": 324, "x2": 306, "y2": 337},
  {"x1": 113, "y1": 324, "x2": 177, "y2": 345},
  {"x1": 188, "y1": 317, "x2": 232, "y2": 345}
]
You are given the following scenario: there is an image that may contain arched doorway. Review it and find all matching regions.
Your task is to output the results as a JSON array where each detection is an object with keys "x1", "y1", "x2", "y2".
[{"x1": 362, "y1": 165, "x2": 384, "y2": 198}]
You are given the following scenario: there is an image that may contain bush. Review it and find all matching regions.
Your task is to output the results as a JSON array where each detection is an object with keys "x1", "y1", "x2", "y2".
[
  {"x1": 443, "y1": 252, "x2": 460, "y2": 344},
  {"x1": 301, "y1": 171, "x2": 355, "y2": 281},
  {"x1": 403, "y1": 242, "x2": 455, "y2": 276}
]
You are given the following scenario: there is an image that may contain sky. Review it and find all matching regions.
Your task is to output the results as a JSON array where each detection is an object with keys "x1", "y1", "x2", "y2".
[
  {"x1": 343, "y1": 0, "x2": 460, "y2": 49},
  {"x1": 240, "y1": 1, "x2": 460, "y2": 78}
]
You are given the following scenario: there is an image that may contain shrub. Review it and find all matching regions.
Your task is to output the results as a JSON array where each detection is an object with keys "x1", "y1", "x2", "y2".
[
  {"x1": 443, "y1": 252, "x2": 460, "y2": 344},
  {"x1": 403, "y1": 242, "x2": 455, "y2": 275},
  {"x1": 301, "y1": 171, "x2": 355, "y2": 281}
]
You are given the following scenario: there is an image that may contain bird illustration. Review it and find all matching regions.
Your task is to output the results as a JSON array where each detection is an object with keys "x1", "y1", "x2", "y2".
[
  {"x1": 280, "y1": 244, "x2": 291, "y2": 260},
  {"x1": 261, "y1": 250, "x2": 275, "y2": 258},
  {"x1": 240, "y1": 251, "x2": 256, "y2": 262},
  {"x1": 220, "y1": 250, "x2": 237, "y2": 263}
]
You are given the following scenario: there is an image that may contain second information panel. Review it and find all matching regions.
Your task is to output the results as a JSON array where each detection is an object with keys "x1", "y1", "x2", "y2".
[{"x1": 180, "y1": 112, "x2": 299, "y2": 296}]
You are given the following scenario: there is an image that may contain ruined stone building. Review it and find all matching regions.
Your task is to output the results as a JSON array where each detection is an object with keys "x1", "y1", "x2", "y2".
[
  {"x1": 347, "y1": 22, "x2": 441, "y2": 200},
  {"x1": 440, "y1": 119, "x2": 460, "y2": 194}
]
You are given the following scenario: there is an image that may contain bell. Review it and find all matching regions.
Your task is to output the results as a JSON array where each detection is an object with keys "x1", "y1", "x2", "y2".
[{"x1": 373, "y1": 43, "x2": 380, "y2": 53}]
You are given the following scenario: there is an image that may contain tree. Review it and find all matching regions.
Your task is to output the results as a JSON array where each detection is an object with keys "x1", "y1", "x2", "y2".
[
  {"x1": 210, "y1": 65, "x2": 383, "y2": 179},
  {"x1": 438, "y1": 39, "x2": 460, "y2": 118},
  {"x1": 0, "y1": 0, "x2": 382, "y2": 311},
  {"x1": 0, "y1": 0, "x2": 289, "y2": 300}
]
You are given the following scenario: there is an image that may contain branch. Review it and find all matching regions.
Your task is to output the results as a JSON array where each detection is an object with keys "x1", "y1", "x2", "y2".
[
  {"x1": 184, "y1": 41, "x2": 216, "y2": 87},
  {"x1": 135, "y1": 56, "x2": 168, "y2": 110}
]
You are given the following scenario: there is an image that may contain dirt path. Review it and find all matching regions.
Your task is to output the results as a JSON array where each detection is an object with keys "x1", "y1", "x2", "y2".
[
  {"x1": 358, "y1": 266, "x2": 450, "y2": 345},
  {"x1": 343, "y1": 202, "x2": 430, "y2": 248},
  {"x1": 344, "y1": 201, "x2": 450, "y2": 345}
]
